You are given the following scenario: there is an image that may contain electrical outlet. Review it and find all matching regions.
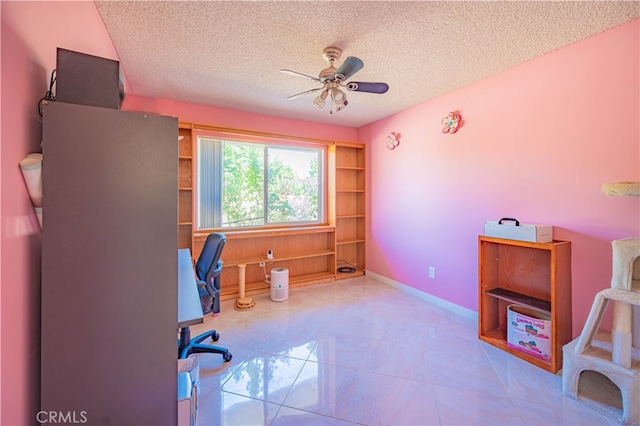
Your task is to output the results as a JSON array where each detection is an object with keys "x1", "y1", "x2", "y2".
[
  {"x1": 428, "y1": 266, "x2": 436, "y2": 279},
  {"x1": 259, "y1": 262, "x2": 265, "y2": 268}
]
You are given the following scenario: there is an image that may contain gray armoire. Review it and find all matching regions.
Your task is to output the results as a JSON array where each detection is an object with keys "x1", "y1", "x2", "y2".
[{"x1": 41, "y1": 101, "x2": 178, "y2": 424}]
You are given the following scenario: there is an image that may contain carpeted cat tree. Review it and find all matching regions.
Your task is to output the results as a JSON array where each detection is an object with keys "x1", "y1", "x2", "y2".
[{"x1": 562, "y1": 182, "x2": 640, "y2": 426}]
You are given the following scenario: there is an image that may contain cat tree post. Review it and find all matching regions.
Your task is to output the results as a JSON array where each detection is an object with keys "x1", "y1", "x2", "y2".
[
  {"x1": 611, "y1": 238, "x2": 640, "y2": 368},
  {"x1": 234, "y1": 263, "x2": 255, "y2": 311}
]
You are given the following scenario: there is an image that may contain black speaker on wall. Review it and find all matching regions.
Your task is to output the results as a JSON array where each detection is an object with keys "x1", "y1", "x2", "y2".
[{"x1": 55, "y1": 48, "x2": 124, "y2": 110}]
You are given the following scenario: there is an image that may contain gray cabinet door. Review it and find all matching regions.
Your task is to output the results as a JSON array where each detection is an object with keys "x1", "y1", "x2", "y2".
[{"x1": 42, "y1": 102, "x2": 178, "y2": 425}]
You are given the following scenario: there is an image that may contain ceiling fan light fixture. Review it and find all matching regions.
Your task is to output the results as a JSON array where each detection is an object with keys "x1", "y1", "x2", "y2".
[
  {"x1": 313, "y1": 89, "x2": 329, "y2": 109},
  {"x1": 329, "y1": 87, "x2": 348, "y2": 113},
  {"x1": 330, "y1": 87, "x2": 346, "y2": 104}
]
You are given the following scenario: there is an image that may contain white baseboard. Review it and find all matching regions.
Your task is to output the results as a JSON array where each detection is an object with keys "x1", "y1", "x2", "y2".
[{"x1": 365, "y1": 271, "x2": 478, "y2": 322}]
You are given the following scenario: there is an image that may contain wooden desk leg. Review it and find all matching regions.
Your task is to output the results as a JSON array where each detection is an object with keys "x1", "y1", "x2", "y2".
[{"x1": 234, "y1": 263, "x2": 256, "y2": 311}]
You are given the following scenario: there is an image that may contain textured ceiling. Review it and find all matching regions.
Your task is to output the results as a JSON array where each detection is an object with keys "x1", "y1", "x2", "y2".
[{"x1": 95, "y1": 1, "x2": 640, "y2": 128}]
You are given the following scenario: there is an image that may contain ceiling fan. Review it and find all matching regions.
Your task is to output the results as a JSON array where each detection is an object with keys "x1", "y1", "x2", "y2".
[{"x1": 280, "y1": 46, "x2": 389, "y2": 114}]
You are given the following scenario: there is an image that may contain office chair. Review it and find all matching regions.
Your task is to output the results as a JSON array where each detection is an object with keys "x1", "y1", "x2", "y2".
[
  {"x1": 179, "y1": 233, "x2": 232, "y2": 362},
  {"x1": 196, "y1": 233, "x2": 225, "y2": 315}
]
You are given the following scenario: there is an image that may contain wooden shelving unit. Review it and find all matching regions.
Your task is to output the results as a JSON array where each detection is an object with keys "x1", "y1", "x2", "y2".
[
  {"x1": 180, "y1": 123, "x2": 368, "y2": 299},
  {"x1": 333, "y1": 142, "x2": 366, "y2": 279},
  {"x1": 478, "y1": 235, "x2": 572, "y2": 373},
  {"x1": 193, "y1": 226, "x2": 336, "y2": 301},
  {"x1": 178, "y1": 124, "x2": 193, "y2": 252}
]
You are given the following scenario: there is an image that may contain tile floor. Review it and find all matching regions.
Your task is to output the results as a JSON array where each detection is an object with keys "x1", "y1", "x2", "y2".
[{"x1": 188, "y1": 275, "x2": 615, "y2": 425}]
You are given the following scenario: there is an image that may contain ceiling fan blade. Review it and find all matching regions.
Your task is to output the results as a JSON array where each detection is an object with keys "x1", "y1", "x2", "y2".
[
  {"x1": 280, "y1": 69, "x2": 322, "y2": 83},
  {"x1": 346, "y1": 82, "x2": 389, "y2": 94},
  {"x1": 335, "y1": 56, "x2": 364, "y2": 81},
  {"x1": 286, "y1": 87, "x2": 323, "y2": 100}
]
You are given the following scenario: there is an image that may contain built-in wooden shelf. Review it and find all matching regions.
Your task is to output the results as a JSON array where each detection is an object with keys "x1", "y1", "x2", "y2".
[
  {"x1": 223, "y1": 249, "x2": 335, "y2": 268},
  {"x1": 336, "y1": 166, "x2": 365, "y2": 170},
  {"x1": 222, "y1": 271, "x2": 338, "y2": 299},
  {"x1": 337, "y1": 238, "x2": 366, "y2": 245},
  {"x1": 179, "y1": 124, "x2": 367, "y2": 295},
  {"x1": 178, "y1": 124, "x2": 194, "y2": 251},
  {"x1": 192, "y1": 226, "x2": 336, "y2": 300}
]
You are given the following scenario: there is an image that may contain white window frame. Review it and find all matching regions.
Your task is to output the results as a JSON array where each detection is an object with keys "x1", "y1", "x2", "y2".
[{"x1": 195, "y1": 131, "x2": 327, "y2": 230}]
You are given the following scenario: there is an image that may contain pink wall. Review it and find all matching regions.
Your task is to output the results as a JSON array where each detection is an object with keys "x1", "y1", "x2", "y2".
[
  {"x1": 359, "y1": 19, "x2": 640, "y2": 337},
  {"x1": 121, "y1": 96, "x2": 357, "y2": 142},
  {"x1": 0, "y1": 1, "x2": 121, "y2": 85},
  {"x1": 1, "y1": 19, "x2": 46, "y2": 425}
]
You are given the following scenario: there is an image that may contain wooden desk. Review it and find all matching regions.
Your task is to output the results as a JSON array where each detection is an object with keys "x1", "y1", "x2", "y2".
[{"x1": 178, "y1": 249, "x2": 203, "y2": 355}]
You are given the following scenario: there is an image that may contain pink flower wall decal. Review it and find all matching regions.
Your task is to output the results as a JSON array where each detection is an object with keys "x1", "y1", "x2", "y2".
[{"x1": 442, "y1": 112, "x2": 462, "y2": 134}]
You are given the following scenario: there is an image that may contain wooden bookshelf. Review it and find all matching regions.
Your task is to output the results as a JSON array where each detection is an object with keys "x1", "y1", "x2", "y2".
[
  {"x1": 178, "y1": 124, "x2": 193, "y2": 252},
  {"x1": 333, "y1": 142, "x2": 366, "y2": 278},
  {"x1": 478, "y1": 236, "x2": 572, "y2": 373}
]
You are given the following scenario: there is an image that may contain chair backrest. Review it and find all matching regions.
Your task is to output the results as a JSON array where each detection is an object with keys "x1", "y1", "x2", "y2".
[{"x1": 195, "y1": 233, "x2": 226, "y2": 284}]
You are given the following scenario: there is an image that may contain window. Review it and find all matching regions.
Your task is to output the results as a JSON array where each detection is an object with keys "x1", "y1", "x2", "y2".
[{"x1": 196, "y1": 133, "x2": 325, "y2": 229}]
